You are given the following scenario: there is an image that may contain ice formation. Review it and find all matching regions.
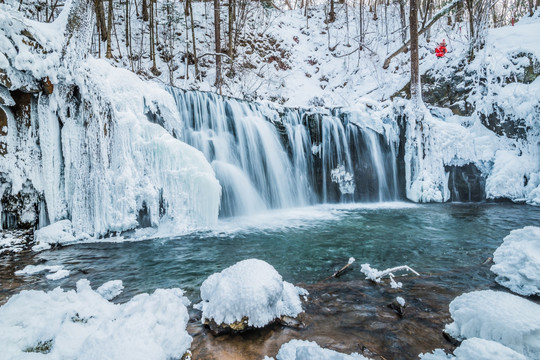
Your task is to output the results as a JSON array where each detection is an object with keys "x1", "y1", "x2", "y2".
[
  {"x1": 266, "y1": 339, "x2": 370, "y2": 360},
  {"x1": 15, "y1": 264, "x2": 70, "y2": 280},
  {"x1": 491, "y1": 226, "x2": 540, "y2": 296},
  {"x1": 196, "y1": 259, "x2": 307, "y2": 328},
  {"x1": 445, "y1": 290, "x2": 540, "y2": 359},
  {"x1": 420, "y1": 338, "x2": 527, "y2": 360},
  {"x1": 0, "y1": 2, "x2": 221, "y2": 238},
  {"x1": 0, "y1": 279, "x2": 192, "y2": 360}
]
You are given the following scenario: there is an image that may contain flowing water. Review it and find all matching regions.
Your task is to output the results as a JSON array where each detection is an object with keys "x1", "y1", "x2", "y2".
[{"x1": 1, "y1": 202, "x2": 539, "y2": 358}]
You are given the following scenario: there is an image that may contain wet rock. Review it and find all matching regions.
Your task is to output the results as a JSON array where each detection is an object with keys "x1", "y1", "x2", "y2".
[
  {"x1": 41, "y1": 77, "x2": 54, "y2": 95},
  {"x1": 445, "y1": 163, "x2": 486, "y2": 202},
  {"x1": 388, "y1": 298, "x2": 406, "y2": 318}
]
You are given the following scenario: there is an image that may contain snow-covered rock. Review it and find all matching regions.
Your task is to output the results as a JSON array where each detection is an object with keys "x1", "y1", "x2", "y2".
[
  {"x1": 420, "y1": 338, "x2": 527, "y2": 360},
  {"x1": 267, "y1": 339, "x2": 370, "y2": 360},
  {"x1": 445, "y1": 290, "x2": 540, "y2": 359},
  {"x1": 491, "y1": 226, "x2": 540, "y2": 296},
  {"x1": 33, "y1": 219, "x2": 79, "y2": 250},
  {"x1": 196, "y1": 259, "x2": 307, "y2": 329},
  {"x1": 0, "y1": 279, "x2": 192, "y2": 360}
]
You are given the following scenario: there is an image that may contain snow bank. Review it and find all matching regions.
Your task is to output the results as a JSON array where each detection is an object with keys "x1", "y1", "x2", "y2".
[
  {"x1": 445, "y1": 290, "x2": 540, "y2": 358},
  {"x1": 196, "y1": 259, "x2": 307, "y2": 328},
  {"x1": 420, "y1": 338, "x2": 527, "y2": 360},
  {"x1": 491, "y1": 226, "x2": 540, "y2": 296},
  {"x1": 0, "y1": 279, "x2": 192, "y2": 360},
  {"x1": 267, "y1": 339, "x2": 370, "y2": 360}
]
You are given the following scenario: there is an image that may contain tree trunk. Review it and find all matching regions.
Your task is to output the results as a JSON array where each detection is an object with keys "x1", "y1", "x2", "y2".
[
  {"x1": 106, "y1": 0, "x2": 113, "y2": 58},
  {"x1": 399, "y1": 0, "x2": 407, "y2": 43},
  {"x1": 228, "y1": 0, "x2": 235, "y2": 59},
  {"x1": 329, "y1": 0, "x2": 336, "y2": 22},
  {"x1": 214, "y1": 0, "x2": 222, "y2": 90},
  {"x1": 125, "y1": 0, "x2": 130, "y2": 48},
  {"x1": 94, "y1": 0, "x2": 108, "y2": 42},
  {"x1": 190, "y1": 0, "x2": 199, "y2": 80},
  {"x1": 142, "y1": 0, "x2": 148, "y2": 21},
  {"x1": 409, "y1": 0, "x2": 421, "y2": 104}
]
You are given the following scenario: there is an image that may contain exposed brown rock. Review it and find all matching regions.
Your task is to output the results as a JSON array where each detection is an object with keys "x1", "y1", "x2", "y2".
[{"x1": 42, "y1": 77, "x2": 54, "y2": 95}]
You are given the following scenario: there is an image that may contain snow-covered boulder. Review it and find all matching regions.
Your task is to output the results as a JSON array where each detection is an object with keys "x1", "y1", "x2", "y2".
[
  {"x1": 32, "y1": 219, "x2": 81, "y2": 250},
  {"x1": 266, "y1": 339, "x2": 370, "y2": 360},
  {"x1": 196, "y1": 259, "x2": 307, "y2": 331},
  {"x1": 491, "y1": 226, "x2": 540, "y2": 296},
  {"x1": 420, "y1": 338, "x2": 527, "y2": 360},
  {"x1": 445, "y1": 290, "x2": 540, "y2": 359},
  {"x1": 0, "y1": 279, "x2": 192, "y2": 359}
]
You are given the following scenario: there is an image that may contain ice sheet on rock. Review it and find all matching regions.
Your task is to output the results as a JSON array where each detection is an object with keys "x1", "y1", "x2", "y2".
[
  {"x1": 491, "y1": 226, "x2": 540, "y2": 296},
  {"x1": 15, "y1": 264, "x2": 64, "y2": 275},
  {"x1": 420, "y1": 338, "x2": 527, "y2": 360},
  {"x1": 445, "y1": 290, "x2": 540, "y2": 359},
  {"x1": 270, "y1": 339, "x2": 370, "y2": 360},
  {"x1": 0, "y1": 279, "x2": 192, "y2": 360},
  {"x1": 197, "y1": 259, "x2": 307, "y2": 328}
]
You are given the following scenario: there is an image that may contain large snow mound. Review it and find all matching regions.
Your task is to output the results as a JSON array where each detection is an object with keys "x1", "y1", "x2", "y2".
[
  {"x1": 197, "y1": 259, "x2": 307, "y2": 328},
  {"x1": 267, "y1": 339, "x2": 370, "y2": 360},
  {"x1": 445, "y1": 290, "x2": 540, "y2": 359},
  {"x1": 420, "y1": 338, "x2": 527, "y2": 360},
  {"x1": 491, "y1": 226, "x2": 540, "y2": 296},
  {"x1": 0, "y1": 279, "x2": 192, "y2": 360}
]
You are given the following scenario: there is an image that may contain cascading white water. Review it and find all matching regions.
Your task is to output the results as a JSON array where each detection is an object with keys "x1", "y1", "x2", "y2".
[{"x1": 167, "y1": 88, "x2": 400, "y2": 216}]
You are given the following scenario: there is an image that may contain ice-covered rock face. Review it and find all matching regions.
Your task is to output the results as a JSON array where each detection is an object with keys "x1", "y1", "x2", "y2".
[
  {"x1": 197, "y1": 259, "x2": 307, "y2": 329},
  {"x1": 444, "y1": 290, "x2": 540, "y2": 359},
  {"x1": 0, "y1": 3, "x2": 221, "y2": 237},
  {"x1": 0, "y1": 279, "x2": 192, "y2": 360},
  {"x1": 491, "y1": 226, "x2": 540, "y2": 296}
]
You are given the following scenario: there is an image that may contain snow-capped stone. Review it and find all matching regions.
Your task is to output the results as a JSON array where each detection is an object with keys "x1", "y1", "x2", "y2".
[
  {"x1": 268, "y1": 339, "x2": 370, "y2": 360},
  {"x1": 420, "y1": 338, "x2": 527, "y2": 360},
  {"x1": 445, "y1": 290, "x2": 540, "y2": 359},
  {"x1": 491, "y1": 226, "x2": 540, "y2": 296},
  {"x1": 197, "y1": 259, "x2": 307, "y2": 329}
]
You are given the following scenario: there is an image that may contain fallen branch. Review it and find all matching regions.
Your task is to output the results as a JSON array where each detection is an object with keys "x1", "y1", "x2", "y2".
[
  {"x1": 361, "y1": 264, "x2": 420, "y2": 288},
  {"x1": 382, "y1": 0, "x2": 464, "y2": 69},
  {"x1": 321, "y1": 257, "x2": 355, "y2": 282}
]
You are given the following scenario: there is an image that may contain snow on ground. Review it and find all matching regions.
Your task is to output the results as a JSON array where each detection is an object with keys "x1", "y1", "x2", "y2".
[
  {"x1": 0, "y1": 279, "x2": 192, "y2": 360},
  {"x1": 15, "y1": 264, "x2": 70, "y2": 280},
  {"x1": 491, "y1": 226, "x2": 540, "y2": 296},
  {"x1": 196, "y1": 259, "x2": 307, "y2": 328},
  {"x1": 266, "y1": 339, "x2": 370, "y2": 360},
  {"x1": 444, "y1": 290, "x2": 540, "y2": 359},
  {"x1": 420, "y1": 338, "x2": 527, "y2": 360}
]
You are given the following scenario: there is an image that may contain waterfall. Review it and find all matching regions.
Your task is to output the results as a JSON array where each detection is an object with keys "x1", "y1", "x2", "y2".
[{"x1": 166, "y1": 88, "x2": 400, "y2": 217}]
